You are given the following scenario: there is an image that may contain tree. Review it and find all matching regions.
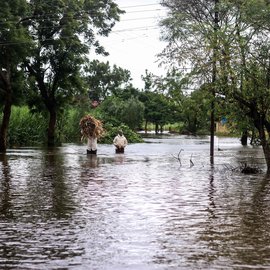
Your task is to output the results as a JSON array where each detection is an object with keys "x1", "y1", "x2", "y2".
[
  {"x1": 141, "y1": 70, "x2": 180, "y2": 133},
  {"x1": 139, "y1": 91, "x2": 174, "y2": 133},
  {"x1": 160, "y1": 0, "x2": 221, "y2": 163},
  {"x1": 121, "y1": 96, "x2": 145, "y2": 130},
  {"x1": 86, "y1": 60, "x2": 133, "y2": 103},
  {"x1": 149, "y1": 68, "x2": 190, "y2": 126},
  {"x1": 212, "y1": 0, "x2": 270, "y2": 170},
  {"x1": 181, "y1": 88, "x2": 211, "y2": 135},
  {"x1": 98, "y1": 94, "x2": 144, "y2": 131},
  {"x1": 0, "y1": 0, "x2": 31, "y2": 152},
  {"x1": 160, "y1": 0, "x2": 270, "y2": 171},
  {"x1": 23, "y1": 0, "x2": 123, "y2": 146}
]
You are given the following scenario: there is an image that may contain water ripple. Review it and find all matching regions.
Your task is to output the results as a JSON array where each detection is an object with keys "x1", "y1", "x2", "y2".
[{"x1": 0, "y1": 137, "x2": 270, "y2": 269}]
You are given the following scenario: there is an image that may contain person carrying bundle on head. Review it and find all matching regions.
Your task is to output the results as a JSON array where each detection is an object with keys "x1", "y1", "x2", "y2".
[
  {"x1": 79, "y1": 115, "x2": 104, "y2": 155},
  {"x1": 113, "y1": 129, "x2": 128, "y2": 153}
]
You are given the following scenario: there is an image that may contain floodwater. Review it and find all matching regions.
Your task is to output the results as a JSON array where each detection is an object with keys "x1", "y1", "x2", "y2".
[{"x1": 0, "y1": 135, "x2": 270, "y2": 270}]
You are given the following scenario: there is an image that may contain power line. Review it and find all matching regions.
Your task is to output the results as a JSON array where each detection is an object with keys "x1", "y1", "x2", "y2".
[
  {"x1": 0, "y1": 1, "x2": 167, "y2": 27},
  {"x1": 0, "y1": 10, "x2": 166, "y2": 27},
  {"x1": 123, "y1": 8, "x2": 163, "y2": 14},
  {"x1": 120, "y1": 3, "x2": 161, "y2": 9},
  {"x1": 121, "y1": 16, "x2": 165, "y2": 22},
  {"x1": 0, "y1": 23, "x2": 161, "y2": 46},
  {"x1": 0, "y1": 2, "x2": 166, "y2": 46},
  {"x1": 112, "y1": 25, "x2": 159, "y2": 33},
  {"x1": 0, "y1": 25, "x2": 161, "y2": 46}
]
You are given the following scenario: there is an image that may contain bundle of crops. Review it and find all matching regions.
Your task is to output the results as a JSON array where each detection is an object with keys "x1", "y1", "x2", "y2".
[{"x1": 79, "y1": 115, "x2": 104, "y2": 140}]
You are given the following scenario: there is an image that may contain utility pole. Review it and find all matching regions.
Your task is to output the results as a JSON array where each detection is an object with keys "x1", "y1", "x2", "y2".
[{"x1": 210, "y1": 0, "x2": 219, "y2": 165}]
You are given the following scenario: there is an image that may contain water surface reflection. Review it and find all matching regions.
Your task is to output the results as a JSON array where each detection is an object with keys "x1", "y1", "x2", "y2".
[{"x1": 0, "y1": 136, "x2": 269, "y2": 269}]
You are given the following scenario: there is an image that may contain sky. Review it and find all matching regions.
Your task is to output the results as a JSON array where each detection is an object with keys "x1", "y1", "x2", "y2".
[{"x1": 93, "y1": 0, "x2": 168, "y2": 89}]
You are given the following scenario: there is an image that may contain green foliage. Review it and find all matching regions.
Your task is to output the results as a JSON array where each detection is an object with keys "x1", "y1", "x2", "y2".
[
  {"x1": 86, "y1": 60, "x2": 133, "y2": 101},
  {"x1": 22, "y1": 0, "x2": 124, "y2": 146},
  {"x1": 159, "y1": 0, "x2": 270, "y2": 171},
  {"x1": 0, "y1": 0, "x2": 31, "y2": 65},
  {"x1": 119, "y1": 96, "x2": 145, "y2": 130},
  {"x1": 5, "y1": 105, "x2": 144, "y2": 146},
  {"x1": 98, "y1": 95, "x2": 145, "y2": 130},
  {"x1": 140, "y1": 69, "x2": 192, "y2": 133},
  {"x1": 0, "y1": 0, "x2": 33, "y2": 151},
  {"x1": 139, "y1": 90, "x2": 176, "y2": 130},
  {"x1": 99, "y1": 123, "x2": 143, "y2": 144},
  {"x1": 97, "y1": 96, "x2": 123, "y2": 126},
  {"x1": 181, "y1": 88, "x2": 211, "y2": 135},
  {"x1": 8, "y1": 0, "x2": 270, "y2": 153},
  {"x1": 59, "y1": 105, "x2": 144, "y2": 144},
  {"x1": 0, "y1": 0, "x2": 32, "y2": 99},
  {"x1": 7, "y1": 106, "x2": 47, "y2": 146},
  {"x1": 58, "y1": 108, "x2": 83, "y2": 143}
]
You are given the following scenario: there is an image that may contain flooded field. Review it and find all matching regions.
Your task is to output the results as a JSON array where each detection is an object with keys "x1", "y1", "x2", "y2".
[{"x1": 0, "y1": 135, "x2": 270, "y2": 269}]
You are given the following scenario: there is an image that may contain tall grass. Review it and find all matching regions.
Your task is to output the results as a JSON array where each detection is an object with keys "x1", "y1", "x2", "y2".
[
  {"x1": 7, "y1": 106, "x2": 47, "y2": 147},
  {"x1": 60, "y1": 108, "x2": 83, "y2": 143}
]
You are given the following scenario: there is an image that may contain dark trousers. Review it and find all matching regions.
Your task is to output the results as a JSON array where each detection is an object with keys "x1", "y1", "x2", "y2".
[
  {"x1": 87, "y1": 149, "x2": 97, "y2": 155},
  {"x1": 115, "y1": 147, "x2": 124, "y2": 153}
]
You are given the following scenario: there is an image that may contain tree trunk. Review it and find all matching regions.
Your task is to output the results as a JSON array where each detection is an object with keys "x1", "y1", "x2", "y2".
[
  {"x1": 155, "y1": 123, "x2": 158, "y2": 134},
  {"x1": 240, "y1": 130, "x2": 248, "y2": 146},
  {"x1": 0, "y1": 74, "x2": 12, "y2": 153},
  {"x1": 160, "y1": 125, "x2": 164, "y2": 133},
  {"x1": 252, "y1": 109, "x2": 270, "y2": 171},
  {"x1": 262, "y1": 142, "x2": 270, "y2": 173},
  {"x1": 0, "y1": 97, "x2": 12, "y2": 152},
  {"x1": 144, "y1": 121, "x2": 148, "y2": 133}
]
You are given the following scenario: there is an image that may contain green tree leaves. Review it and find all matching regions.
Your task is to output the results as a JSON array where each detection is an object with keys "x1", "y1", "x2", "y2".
[
  {"x1": 0, "y1": 0, "x2": 32, "y2": 152},
  {"x1": 160, "y1": 0, "x2": 270, "y2": 170},
  {"x1": 23, "y1": 0, "x2": 123, "y2": 146}
]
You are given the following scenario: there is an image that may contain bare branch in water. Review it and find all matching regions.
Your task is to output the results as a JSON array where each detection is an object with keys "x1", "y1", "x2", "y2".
[
  {"x1": 190, "y1": 153, "x2": 194, "y2": 167},
  {"x1": 172, "y1": 149, "x2": 183, "y2": 166}
]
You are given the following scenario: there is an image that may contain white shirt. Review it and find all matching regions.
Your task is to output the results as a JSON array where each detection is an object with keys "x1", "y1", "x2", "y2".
[
  {"x1": 113, "y1": 134, "x2": 128, "y2": 148},
  {"x1": 87, "y1": 137, "x2": 97, "y2": 151}
]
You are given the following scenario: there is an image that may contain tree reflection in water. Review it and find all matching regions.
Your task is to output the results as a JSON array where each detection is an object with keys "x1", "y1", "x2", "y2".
[{"x1": 0, "y1": 154, "x2": 13, "y2": 219}]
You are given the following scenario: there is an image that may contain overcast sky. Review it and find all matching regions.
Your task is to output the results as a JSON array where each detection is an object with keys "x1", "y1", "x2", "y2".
[{"x1": 93, "y1": 0, "x2": 168, "y2": 89}]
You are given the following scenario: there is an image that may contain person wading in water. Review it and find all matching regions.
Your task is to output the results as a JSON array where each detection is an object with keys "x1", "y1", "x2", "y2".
[
  {"x1": 86, "y1": 121, "x2": 97, "y2": 154},
  {"x1": 80, "y1": 115, "x2": 103, "y2": 155},
  {"x1": 113, "y1": 130, "x2": 128, "y2": 153}
]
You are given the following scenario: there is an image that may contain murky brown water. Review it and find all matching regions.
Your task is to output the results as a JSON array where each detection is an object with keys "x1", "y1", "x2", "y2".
[{"x1": 0, "y1": 135, "x2": 270, "y2": 269}]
